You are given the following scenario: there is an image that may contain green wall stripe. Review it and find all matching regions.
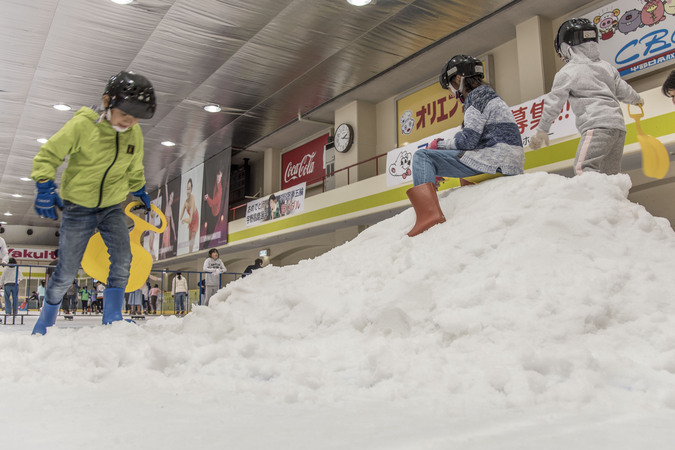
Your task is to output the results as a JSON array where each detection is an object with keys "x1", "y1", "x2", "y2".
[{"x1": 229, "y1": 111, "x2": 675, "y2": 242}]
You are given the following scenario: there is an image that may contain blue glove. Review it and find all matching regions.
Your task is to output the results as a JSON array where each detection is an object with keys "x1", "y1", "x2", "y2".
[
  {"x1": 132, "y1": 185, "x2": 151, "y2": 211},
  {"x1": 35, "y1": 180, "x2": 64, "y2": 220}
]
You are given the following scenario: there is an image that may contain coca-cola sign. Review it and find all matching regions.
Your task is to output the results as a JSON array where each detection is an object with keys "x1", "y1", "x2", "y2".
[{"x1": 281, "y1": 134, "x2": 327, "y2": 189}]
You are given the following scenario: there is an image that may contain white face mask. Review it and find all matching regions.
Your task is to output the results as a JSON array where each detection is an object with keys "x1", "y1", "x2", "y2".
[{"x1": 105, "y1": 109, "x2": 129, "y2": 133}]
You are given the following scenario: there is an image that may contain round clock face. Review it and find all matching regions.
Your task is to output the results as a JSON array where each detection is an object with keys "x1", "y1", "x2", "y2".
[{"x1": 334, "y1": 123, "x2": 354, "y2": 153}]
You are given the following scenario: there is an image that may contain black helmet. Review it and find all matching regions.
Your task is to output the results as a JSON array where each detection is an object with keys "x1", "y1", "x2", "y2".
[
  {"x1": 104, "y1": 71, "x2": 156, "y2": 119},
  {"x1": 439, "y1": 55, "x2": 484, "y2": 90},
  {"x1": 554, "y1": 18, "x2": 598, "y2": 61}
]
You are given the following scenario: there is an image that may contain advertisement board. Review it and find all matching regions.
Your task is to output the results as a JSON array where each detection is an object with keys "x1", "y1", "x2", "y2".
[{"x1": 581, "y1": 0, "x2": 675, "y2": 77}]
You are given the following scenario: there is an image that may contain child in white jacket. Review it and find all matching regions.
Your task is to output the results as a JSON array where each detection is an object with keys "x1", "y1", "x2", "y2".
[
  {"x1": 529, "y1": 18, "x2": 643, "y2": 175},
  {"x1": 172, "y1": 273, "x2": 188, "y2": 315},
  {"x1": 1, "y1": 258, "x2": 24, "y2": 315}
]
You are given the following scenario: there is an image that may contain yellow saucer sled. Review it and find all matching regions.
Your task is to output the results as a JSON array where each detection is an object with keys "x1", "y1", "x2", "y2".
[
  {"x1": 81, "y1": 201, "x2": 167, "y2": 292},
  {"x1": 627, "y1": 104, "x2": 669, "y2": 179}
]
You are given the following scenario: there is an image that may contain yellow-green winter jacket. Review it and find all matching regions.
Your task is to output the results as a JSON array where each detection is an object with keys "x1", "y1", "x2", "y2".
[{"x1": 31, "y1": 107, "x2": 146, "y2": 208}]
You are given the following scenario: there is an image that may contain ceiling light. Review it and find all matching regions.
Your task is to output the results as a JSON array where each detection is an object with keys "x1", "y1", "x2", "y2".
[
  {"x1": 37, "y1": 138, "x2": 48, "y2": 144},
  {"x1": 0, "y1": 221, "x2": 6, "y2": 225},
  {"x1": 11, "y1": 194, "x2": 22, "y2": 198},
  {"x1": 161, "y1": 141, "x2": 176, "y2": 147},
  {"x1": 110, "y1": 0, "x2": 134, "y2": 4},
  {"x1": 4, "y1": 212, "x2": 12, "y2": 216},
  {"x1": 346, "y1": 0, "x2": 372, "y2": 5},
  {"x1": 53, "y1": 104, "x2": 72, "y2": 111},
  {"x1": 20, "y1": 177, "x2": 31, "y2": 181},
  {"x1": 203, "y1": 104, "x2": 222, "y2": 113}
]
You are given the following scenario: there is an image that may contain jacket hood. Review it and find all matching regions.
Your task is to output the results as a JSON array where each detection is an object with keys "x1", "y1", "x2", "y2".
[
  {"x1": 568, "y1": 41, "x2": 600, "y2": 63},
  {"x1": 73, "y1": 106, "x2": 100, "y2": 121}
]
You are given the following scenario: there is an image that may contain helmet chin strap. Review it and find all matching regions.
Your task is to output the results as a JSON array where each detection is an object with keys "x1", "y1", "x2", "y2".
[{"x1": 454, "y1": 76, "x2": 465, "y2": 102}]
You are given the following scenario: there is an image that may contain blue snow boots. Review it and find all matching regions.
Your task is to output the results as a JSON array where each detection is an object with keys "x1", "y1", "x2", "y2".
[
  {"x1": 102, "y1": 287, "x2": 125, "y2": 325},
  {"x1": 32, "y1": 301, "x2": 61, "y2": 335}
]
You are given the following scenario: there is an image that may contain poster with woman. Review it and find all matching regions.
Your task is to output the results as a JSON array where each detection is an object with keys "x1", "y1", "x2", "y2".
[
  {"x1": 158, "y1": 177, "x2": 180, "y2": 260},
  {"x1": 200, "y1": 150, "x2": 231, "y2": 250},
  {"x1": 177, "y1": 165, "x2": 203, "y2": 256},
  {"x1": 141, "y1": 189, "x2": 162, "y2": 260}
]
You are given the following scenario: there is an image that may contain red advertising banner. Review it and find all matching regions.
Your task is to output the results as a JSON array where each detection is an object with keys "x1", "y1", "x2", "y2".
[{"x1": 281, "y1": 134, "x2": 327, "y2": 190}]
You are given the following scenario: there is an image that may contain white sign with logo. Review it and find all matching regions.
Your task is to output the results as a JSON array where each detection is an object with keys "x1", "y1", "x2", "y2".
[
  {"x1": 6, "y1": 247, "x2": 57, "y2": 261},
  {"x1": 581, "y1": 0, "x2": 675, "y2": 78},
  {"x1": 245, "y1": 183, "x2": 306, "y2": 227}
]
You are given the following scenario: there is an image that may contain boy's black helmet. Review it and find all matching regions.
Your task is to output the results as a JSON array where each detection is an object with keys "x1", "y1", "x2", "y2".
[
  {"x1": 554, "y1": 18, "x2": 598, "y2": 60},
  {"x1": 104, "y1": 71, "x2": 156, "y2": 119},
  {"x1": 439, "y1": 55, "x2": 484, "y2": 89}
]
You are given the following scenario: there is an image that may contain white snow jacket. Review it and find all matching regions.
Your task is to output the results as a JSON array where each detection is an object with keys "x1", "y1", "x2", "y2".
[{"x1": 537, "y1": 42, "x2": 642, "y2": 135}]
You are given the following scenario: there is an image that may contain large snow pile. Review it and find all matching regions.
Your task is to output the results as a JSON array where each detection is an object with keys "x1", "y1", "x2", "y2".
[{"x1": 2, "y1": 172, "x2": 675, "y2": 449}]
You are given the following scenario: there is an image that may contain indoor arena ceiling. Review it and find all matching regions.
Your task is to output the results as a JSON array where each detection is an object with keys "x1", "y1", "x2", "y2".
[{"x1": 1, "y1": 0, "x2": 592, "y2": 228}]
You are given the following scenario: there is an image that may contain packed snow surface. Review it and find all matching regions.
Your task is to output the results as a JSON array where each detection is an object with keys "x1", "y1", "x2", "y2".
[{"x1": 2, "y1": 172, "x2": 675, "y2": 449}]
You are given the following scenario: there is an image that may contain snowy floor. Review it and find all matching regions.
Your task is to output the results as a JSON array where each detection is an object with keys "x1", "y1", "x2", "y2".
[{"x1": 2, "y1": 172, "x2": 675, "y2": 449}]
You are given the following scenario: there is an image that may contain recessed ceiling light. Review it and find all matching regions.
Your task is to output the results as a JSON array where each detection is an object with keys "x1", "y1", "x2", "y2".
[
  {"x1": 110, "y1": 0, "x2": 133, "y2": 4},
  {"x1": 20, "y1": 177, "x2": 31, "y2": 181},
  {"x1": 4, "y1": 212, "x2": 12, "y2": 216},
  {"x1": 11, "y1": 194, "x2": 22, "y2": 198},
  {"x1": 346, "y1": 0, "x2": 372, "y2": 5},
  {"x1": 161, "y1": 141, "x2": 176, "y2": 147},
  {"x1": 37, "y1": 138, "x2": 48, "y2": 144},
  {"x1": 0, "y1": 221, "x2": 6, "y2": 225},
  {"x1": 203, "y1": 104, "x2": 222, "y2": 113},
  {"x1": 53, "y1": 104, "x2": 72, "y2": 111}
]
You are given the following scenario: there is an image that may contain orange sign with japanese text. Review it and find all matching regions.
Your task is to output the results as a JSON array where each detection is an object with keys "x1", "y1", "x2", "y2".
[{"x1": 396, "y1": 82, "x2": 464, "y2": 147}]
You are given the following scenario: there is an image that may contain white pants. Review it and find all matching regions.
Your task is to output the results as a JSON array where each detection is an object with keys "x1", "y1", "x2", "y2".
[{"x1": 204, "y1": 285, "x2": 219, "y2": 306}]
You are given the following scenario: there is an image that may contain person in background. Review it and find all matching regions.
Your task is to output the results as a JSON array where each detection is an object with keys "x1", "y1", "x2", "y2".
[
  {"x1": 171, "y1": 272, "x2": 188, "y2": 315},
  {"x1": 94, "y1": 281, "x2": 105, "y2": 314},
  {"x1": 128, "y1": 287, "x2": 143, "y2": 315},
  {"x1": 45, "y1": 249, "x2": 58, "y2": 287},
  {"x1": 0, "y1": 236, "x2": 8, "y2": 266},
  {"x1": 662, "y1": 70, "x2": 675, "y2": 106},
  {"x1": 149, "y1": 284, "x2": 161, "y2": 314},
  {"x1": 243, "y1": 258, "x2": 263, "y2": 277},
  {"x1": 79, "y1": 285, "x2": 91, "y2": 314},
  {"x1": 1, "y1": 257, "x2": 23, "y2": 315},
  {"x1": 529, "y1": 18, "x2": 643, "y2": 175},
  {"x1": 25, "y1": 291, "x2": 40, "y2": 311},
  {"x1": 142, "y1": 281, "x2": 150, "y2": 314},
  {"x1": 202, "y1": 248, "x2": 226, "y2": 306},
  {"x1": 408, "y1": 54, "x2": 524, "y2": 237},
  {"x1": 37, "y1": 280, "x2": 46, "y2": 309},
  {"x1": 64, "y1": 281, "x2": 78, "y2": 315},
  {"x1": 30, "y1": 70, "x2": 156, "y2": 334}
]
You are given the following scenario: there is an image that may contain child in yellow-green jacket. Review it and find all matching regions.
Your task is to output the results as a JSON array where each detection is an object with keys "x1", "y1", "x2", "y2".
[{"x1": 31, "y1": 71, "x2": 156, "y2": 335}]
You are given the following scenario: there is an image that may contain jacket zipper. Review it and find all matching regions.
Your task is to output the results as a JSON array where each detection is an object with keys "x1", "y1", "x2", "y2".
[{"x1": 97, "y1": 132, "x2": 120, "y2": 208}]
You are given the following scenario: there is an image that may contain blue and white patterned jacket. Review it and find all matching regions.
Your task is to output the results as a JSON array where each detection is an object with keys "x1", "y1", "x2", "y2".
[{"x1": 439, "y1": 84, "x2": 524, "y2": 175}]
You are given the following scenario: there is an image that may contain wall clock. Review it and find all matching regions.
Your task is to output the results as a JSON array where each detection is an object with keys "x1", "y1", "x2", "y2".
[{"x1": 334, "y1": 123, "x2": 354, "y2": 153}]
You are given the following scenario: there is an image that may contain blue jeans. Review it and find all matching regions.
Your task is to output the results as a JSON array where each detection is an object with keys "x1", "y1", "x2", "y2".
[
  {"x1": 412, "y1": 149, "x2": 483, "y2": 186},
  {"x1": 44, "y1": 201, "x2": 131, "y2": 306},
  {"x1": 174, "y1": 292, "x2": 186, "y2": 313},
  {"x1": 4, "y1": 283, "x2": 18, "y2": 315}
]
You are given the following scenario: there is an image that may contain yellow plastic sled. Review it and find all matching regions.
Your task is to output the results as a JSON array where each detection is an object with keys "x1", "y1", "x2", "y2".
[
  {"x1": 628, "y1": 104, "x2": 669, "y2": 179},
  {"x1": 81, "y1": 201, "x2": 167, "y2": 292}
]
